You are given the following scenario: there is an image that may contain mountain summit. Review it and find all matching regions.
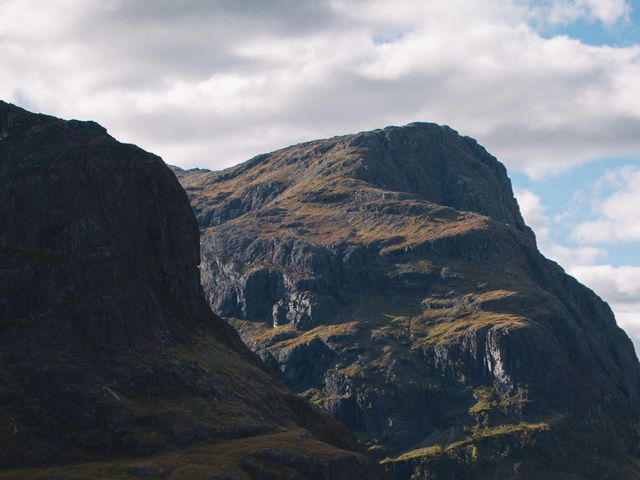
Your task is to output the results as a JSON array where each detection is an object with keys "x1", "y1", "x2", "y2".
[
  {"x1": 177, "y1": 123, "x2": 640, "y2": 479},
  {"x1": 0, "y1": 101, "x2": 384, "y2": 479}
]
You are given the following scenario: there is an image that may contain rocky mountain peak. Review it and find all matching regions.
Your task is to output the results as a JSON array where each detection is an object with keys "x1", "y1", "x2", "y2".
[
  {"x1": 346, "y1": 123, "x2": 531, "y2": 233},
  {"x1": 0, "y1": 101, "x2": 106, "y2": 142},
  {"x1": 178, "y1": 122, "x2": 532, "y2": 241},
  {"x1": 178, "y1": 123, "x2": 640, "y2": 479},
  {"x1": 0, "y1": 102, "x2": 384, "y2": 479}
]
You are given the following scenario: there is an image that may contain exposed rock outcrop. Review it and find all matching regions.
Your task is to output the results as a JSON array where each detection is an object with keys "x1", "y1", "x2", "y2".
[
  {"x1": 177, "y1": 123, "x2": 640, "y2": 479},
  {"x1": 0, "y1": 101, "x2": 385, "y2": 479}
]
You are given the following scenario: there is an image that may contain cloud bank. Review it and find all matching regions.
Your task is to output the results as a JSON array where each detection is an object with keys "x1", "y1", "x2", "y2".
[
  {"x1": 516, "y1": 170, "x2": 640, "y2": 353},
  {"x1": 0, "y1": 0, "x2": 638, "y2": 177},
  {"x1": 572, "y1": 166, "x2": 640, "y2": 243}
]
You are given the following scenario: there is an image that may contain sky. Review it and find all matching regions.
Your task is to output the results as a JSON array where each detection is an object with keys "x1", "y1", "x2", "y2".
[{"x1": 1, "y1": 0, "x2": 639, "y2": 351}]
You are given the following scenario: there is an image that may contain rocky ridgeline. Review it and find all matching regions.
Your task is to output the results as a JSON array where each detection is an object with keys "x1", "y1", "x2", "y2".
[
  {"x1": 177, "y1": 123, "x2": 640, "y2": 479},
  {"x1": 0, "y1": 101, "x2": 384, "y2": 479}
]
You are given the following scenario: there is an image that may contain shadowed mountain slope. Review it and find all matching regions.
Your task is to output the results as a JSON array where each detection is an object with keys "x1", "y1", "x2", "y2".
[
  {"x1": 0, "y1": 101, "x2": 385, "y2": 480},
  {"x1": 177, "y1": 123, "x2": 640, "y2": 479}
]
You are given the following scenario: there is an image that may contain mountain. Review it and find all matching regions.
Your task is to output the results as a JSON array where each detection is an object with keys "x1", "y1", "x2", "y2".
[
  {"x1": 176, "y1": 123, "x2": 640, "y2": 479},
  {"x1": 0, "y1": 101, "x2": 385, "y2": 480}
]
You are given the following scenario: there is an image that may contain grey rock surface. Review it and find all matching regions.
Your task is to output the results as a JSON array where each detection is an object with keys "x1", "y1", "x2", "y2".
[
  {"x1": 0, "y1": 101, "x2": 385, "y2": 480},
  {"x1": 177, "y1": 122, "x2": 640, "y2": 479}
]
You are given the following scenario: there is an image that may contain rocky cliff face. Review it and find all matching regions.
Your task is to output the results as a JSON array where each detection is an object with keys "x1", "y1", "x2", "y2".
[
  {"x1": 177, "y1": 123, "x2": 640, "y2": 479},
  {"x1": 0, "y1": 101, "x2": 384, "y2": 480}
]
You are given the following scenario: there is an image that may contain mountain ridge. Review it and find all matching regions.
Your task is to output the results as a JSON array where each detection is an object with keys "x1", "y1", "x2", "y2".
[
  {"x1": 175, "y1": 122, "x2": 531, "y2": 236},
  {"x1": 0, "y1": 100, "x2": 385, "y2": 479},
  {"x1": 177, "y1": 121, "x2": 640, "y2": 479}
]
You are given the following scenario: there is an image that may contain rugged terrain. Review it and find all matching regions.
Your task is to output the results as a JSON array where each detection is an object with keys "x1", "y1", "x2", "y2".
[
  {"x1": 177, "y1": 123, "x2": 640, "y2": 479},
  {"x1": 0, "y1": 101, "x2": 385, "y2": 479}
]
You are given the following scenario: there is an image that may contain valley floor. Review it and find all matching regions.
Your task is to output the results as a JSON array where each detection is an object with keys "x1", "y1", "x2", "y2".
[{"x1": 0, "y1": 430, "x2": 377, "y2": 480}]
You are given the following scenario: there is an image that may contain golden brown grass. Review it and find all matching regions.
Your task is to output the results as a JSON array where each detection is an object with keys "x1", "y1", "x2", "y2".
[
  {"x1": 0, "y1": 430, "x2": 357, "y2": 480},
  {"x1": 385, "y1": 420, "x2": 551, "y2": 463}
]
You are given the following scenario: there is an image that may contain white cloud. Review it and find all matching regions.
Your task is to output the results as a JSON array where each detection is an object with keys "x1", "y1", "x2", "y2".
[
  {"x1": 516, "y1": 189, "x2": 550, "y2": 236},
  {"x1": 572, "y1": 166, "x2": 640, "y2": 243},
  {"x1": 569, "y1": 264, "x2": 640, "y2": 352},
  {"x1": 516, "y1": 186, "x2": 640, "y2": 354},
  {"x1": 0, "y1": 0, "x2": 638, "y2": 175},
  {"x1": 583, "y1": 0, "x2": 631, "y2": 24},
  {"x1": 570, "y1": 264, "x2": 640, "y2": 304},
  {"x1": 540, "y1": 0, "x2": 631, "y2": 25},
  {"x1": 516, "y1": 188, "x2": 605, "y2": 265}
]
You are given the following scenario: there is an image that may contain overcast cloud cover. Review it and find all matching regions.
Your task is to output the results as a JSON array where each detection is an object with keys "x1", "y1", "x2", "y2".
[
  {"x1": 1, "y1": 0, "x2": 639, "y2": 350},
  {"x1": 1, "y1": 0, "x2": 639, "y2": 176}
]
